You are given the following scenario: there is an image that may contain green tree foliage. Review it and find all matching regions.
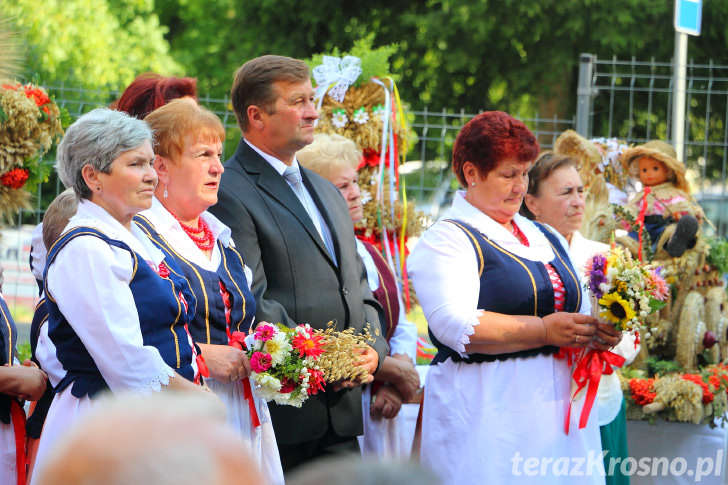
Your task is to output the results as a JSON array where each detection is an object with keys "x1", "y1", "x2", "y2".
[
  {"x1": 5, "y1": 0, "x2": 180, "y2": 90},
  {"x1": 7, "y1": 0, "x2": 728, "y2": 124},
  {"x1": 153, "y1": 0, "x2": 727, "y2": 119}
]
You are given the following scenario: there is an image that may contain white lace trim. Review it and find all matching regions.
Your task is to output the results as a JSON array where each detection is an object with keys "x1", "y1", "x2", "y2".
[
  {"x1": 128, "y1": 365, "x2": 175, "y2": 396},
  {"x1": 455, "y1": 310, "x2": 482, "y2": 355}
]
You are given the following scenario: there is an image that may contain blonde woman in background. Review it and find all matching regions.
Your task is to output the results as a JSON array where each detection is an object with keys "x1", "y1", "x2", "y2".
[{"x1": 298, "y1": 133, "x2": 420, "y2": 458}]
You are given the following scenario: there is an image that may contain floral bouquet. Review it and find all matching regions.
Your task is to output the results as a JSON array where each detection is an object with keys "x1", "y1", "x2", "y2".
[
  {"x1": 239, "y1": 322, "x2": 376, "y2": 408},
  {"x1": 585, "y1": 246, "x2": 669, "y2": 336},
  {"x1": 560, "y1": 246, "x2": 669, "y2": 434}
]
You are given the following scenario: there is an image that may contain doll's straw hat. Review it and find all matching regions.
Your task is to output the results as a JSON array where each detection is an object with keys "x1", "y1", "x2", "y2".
[{"x1": 621, "y1": 140, "x2": 689, "y2": 192}]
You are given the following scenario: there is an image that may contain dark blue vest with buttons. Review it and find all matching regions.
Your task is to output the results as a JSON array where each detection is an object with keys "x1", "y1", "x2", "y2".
[
  {"x1": 0, "y1": 295, "x2": 17, "y2": 423},
  {"x1": 430, "y1": 219, "x2": 582, "y2": 365},
  {"x1": 134, "y1": 215, "x2": 256, "y2": 344},
  {"x1": 44, "y1": 226, "x2": 198, "y2": 398}
]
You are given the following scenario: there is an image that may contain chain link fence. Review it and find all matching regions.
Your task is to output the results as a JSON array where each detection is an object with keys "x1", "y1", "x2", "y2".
[{"x1": 577, "y1": 54, "x2": 728, "y2": 237}]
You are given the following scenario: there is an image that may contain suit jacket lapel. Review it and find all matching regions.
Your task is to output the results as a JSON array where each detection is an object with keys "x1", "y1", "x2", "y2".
[{"x1": 234, "y1": 142, "x2": 335, "y2": 265}]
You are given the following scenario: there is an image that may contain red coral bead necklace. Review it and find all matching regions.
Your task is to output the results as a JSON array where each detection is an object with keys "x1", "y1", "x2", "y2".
[{"x1": 174, "y1": 214, "x2": 215, "y2": 251}]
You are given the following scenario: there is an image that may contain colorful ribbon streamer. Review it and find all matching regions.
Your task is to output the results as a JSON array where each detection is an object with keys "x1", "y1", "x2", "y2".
[
  {"x1": 10, "y1": 399, "x2": 26, "y2": 485},
  {"x1": 556, "y1": 348, "x2": 625, "y2": 434}
]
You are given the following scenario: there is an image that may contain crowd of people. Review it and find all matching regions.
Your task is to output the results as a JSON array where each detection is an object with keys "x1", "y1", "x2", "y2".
[{"x1": 0, "y1": 54, "x2": 656, "y2": 484}]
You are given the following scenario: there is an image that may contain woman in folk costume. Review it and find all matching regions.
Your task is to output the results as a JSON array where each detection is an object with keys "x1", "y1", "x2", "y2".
[
  {"x1": 521, "y1": 151, "x2": 637, "y2": 485},
  {"x1": 137, "y1": 99, "x2": 283, "y2": 484},
  {"x1": 297, "y1": 133, "x2": 420, "y2": 458},
  {"x1": 408, "y1": 111, "x2": 621, "y2": 484},
  {"x1": 32, "y1": 109, "x2": 212, "y2": 482},
  {"x1": 24, "y1": 189, "x2": 78, "y2": 483},
  {"x1": 622, "y1": 140, "x2": 703, "y2": 259}
]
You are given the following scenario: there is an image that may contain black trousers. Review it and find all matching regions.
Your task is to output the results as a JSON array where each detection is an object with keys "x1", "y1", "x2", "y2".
[{"x1": 278, "y1": 427, "x2": 361, "y2": 473}]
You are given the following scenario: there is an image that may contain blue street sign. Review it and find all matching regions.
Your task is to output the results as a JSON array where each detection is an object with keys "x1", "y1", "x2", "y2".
[{"x1": 674, "y1": 0, "x2": 702, "y2": 36}]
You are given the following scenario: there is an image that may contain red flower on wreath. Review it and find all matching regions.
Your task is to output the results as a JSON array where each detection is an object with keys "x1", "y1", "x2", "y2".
[
  {"x1": 2, "y1": 83, "x2": 54, "y2": 121},
  {"x1": 681, "y1": 374, "x2": 714, "y2": 404},
  {"x1": 23, "y1": 85, "x2": 51, "y2": 108},
  {"x1": 1, "y1": 168, "x2": 30, "y2": 189},
  {"x1": 629, "y1": 377, "x2": 656, "y2": 406}
]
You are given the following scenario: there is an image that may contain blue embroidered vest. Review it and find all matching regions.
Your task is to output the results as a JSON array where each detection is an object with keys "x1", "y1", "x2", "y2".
[
  {"x1": 134, "y1": 215, "x2": 256, "y2": 344},
  {"x1": 430, "y1": 219, "x2": 582, "y2": 365},
  {"x1": 27, "y1": 297, "x2": 52, "y2": 438},
  {"x1": 0, "y1": 295, "x2": 18, "y2": 424},
  {"x1": 44, "y1": 227, "x2": 198, "y2": 398}
]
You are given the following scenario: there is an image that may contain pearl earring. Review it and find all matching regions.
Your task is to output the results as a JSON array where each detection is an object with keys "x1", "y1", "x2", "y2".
[
  {"x1": 163, "y1": 185, "x2": 168, "y2": 198},
  {"x1": 471, "y1": 182, "x2": 476, "y2": 187}
]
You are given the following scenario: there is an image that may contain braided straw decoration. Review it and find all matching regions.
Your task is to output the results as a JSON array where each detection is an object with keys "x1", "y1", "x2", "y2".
[{"x1": 675, "y1": 291, "x2": 706, "y2": 372}]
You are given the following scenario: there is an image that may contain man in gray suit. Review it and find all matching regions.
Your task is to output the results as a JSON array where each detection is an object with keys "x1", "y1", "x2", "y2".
[{"x1": 209, "y1": 55, "x2": 388, "y2": 471}]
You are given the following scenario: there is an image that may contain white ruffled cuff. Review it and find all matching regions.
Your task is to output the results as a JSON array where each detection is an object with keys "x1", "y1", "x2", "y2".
[
  {"x1": 454, "y1": 310, "x2": 481, "y2": 356},
  {"x1": 129, "y1": 365, "x2": 176, "y2": 396}
]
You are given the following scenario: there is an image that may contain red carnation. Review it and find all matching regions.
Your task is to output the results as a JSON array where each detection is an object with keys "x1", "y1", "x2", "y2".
[{"x1": 0, "y1": 168, "x2": 30, "y2": 189}]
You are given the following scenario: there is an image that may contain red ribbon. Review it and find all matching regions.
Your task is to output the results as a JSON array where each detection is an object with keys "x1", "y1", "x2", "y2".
[
  {"x1": 636, "y1": 186, "x2": 652, "y2": 262},
  {"x1": 10, "y1": 399, "x2": 26, "y2": 485},
  {"x1": 556, "y1": 348, "x2": 625, "y2": 434},
  {"x1": 196, "y1": 354, "x2": 210, "y2": 379},
  {"x1": 241, "y1": 378, "x2": 261, "y2": 429},
  {"x1": 227, "y1": 331, "x2": 260, "y2": 429},
  {"x1": 228, "y1": 331, "x2": 247, "y2": 351}
]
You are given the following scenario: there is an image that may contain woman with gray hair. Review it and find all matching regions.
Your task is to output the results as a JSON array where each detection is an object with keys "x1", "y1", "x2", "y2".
[{"x1": 31, "y1": 108, "x2": 213, "y2": 482}]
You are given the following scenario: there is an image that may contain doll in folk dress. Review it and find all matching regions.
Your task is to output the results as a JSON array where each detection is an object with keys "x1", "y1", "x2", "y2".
[{"x1": 621, "y1": 140, "x2": 703, "y2": 259}]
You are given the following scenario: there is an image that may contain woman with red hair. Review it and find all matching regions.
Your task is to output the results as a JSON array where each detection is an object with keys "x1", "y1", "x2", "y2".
[
  {"x1": 112, "y1": 72, "x2": 197, "y2": 119},
  {"x1": 408, "y1": 111, "x2": 620, "y2": 483}
]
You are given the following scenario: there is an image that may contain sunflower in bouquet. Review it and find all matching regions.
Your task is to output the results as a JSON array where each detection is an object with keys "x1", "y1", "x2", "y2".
[{"x1": 584, "y1": 246, "x2": 669, "y2": 334}]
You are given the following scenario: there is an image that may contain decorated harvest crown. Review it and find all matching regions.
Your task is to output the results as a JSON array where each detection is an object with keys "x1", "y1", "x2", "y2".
[
  {"x1": 553, "y1": 129, "x2": 630, "y2": 191},
  {"x1": 0, "y1": 81, "x2": 64, "y2": 222},
  {"x1": 308, "y1": 39, "x2": 425, "y2": 286}
]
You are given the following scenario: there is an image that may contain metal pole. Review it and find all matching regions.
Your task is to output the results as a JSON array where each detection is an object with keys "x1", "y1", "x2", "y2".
[
  {"x1": 672, "y1": 31, "x2": 688, "y2": 162},
  {"x1": 576, "y1": 53, "x2": 595, "y2": 137}
]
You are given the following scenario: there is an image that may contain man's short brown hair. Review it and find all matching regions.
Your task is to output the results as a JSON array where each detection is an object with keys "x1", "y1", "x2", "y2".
[{"x1": 230, "y1": 55, "x2": 310, "y2": 133}]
